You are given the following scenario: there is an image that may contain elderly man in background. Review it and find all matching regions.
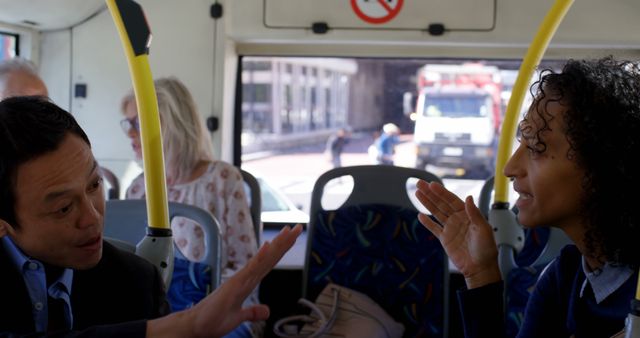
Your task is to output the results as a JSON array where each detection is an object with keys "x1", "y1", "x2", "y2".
[{"x1": 0, "y1": 57, "x2": 48, "y2": 99}]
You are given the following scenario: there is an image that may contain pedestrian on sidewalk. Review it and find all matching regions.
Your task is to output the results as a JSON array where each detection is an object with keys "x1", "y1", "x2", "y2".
[{"x1": 325, "y1": 127, "x2": 351, "y2": 168}]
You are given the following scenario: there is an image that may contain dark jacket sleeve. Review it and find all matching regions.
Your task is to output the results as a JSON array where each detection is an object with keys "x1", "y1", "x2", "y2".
[
  {"x1": 457, "y1": 281, "x2": 506, "y2": 338},
  {"x1": 516, "y1": 249, "x2": 576, "y2": 338},
  {"x1": 457, "y1": 247, "x2": 578, "y2": 338},
  {"x1": 151, "y1": 261, "x2": 171, "y2": 317},
  {"x1": 1, "y1": 241, "x2": 169, "y2": 338}
]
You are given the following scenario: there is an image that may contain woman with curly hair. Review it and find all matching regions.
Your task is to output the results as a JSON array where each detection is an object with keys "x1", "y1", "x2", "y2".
[{"x1": 416, "y1": 57, "x2": 640, "y2": 337}]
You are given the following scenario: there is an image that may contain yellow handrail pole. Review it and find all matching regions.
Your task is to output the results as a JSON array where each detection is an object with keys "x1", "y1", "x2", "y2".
[
  {"x1": 491, "y1": 0, "x2": 574, "y2": 281},
  {"x1": 105, "y1": 0, "x2": 169, "y2": 230},
  {"x1": 494, "y1": 0, "x2": 574, "y2": 203},
  {"x1": 106, "y1": 0, "x2": 173, "y2": 285}
]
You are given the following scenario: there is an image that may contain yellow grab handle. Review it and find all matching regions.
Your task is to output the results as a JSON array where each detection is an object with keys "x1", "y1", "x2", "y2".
[
  {"x1": 494, "y1": 0, "x2": 574, "y2": 203},
  {"x1": 106, "y1": 0, "x2": 169, "y2": 229}
]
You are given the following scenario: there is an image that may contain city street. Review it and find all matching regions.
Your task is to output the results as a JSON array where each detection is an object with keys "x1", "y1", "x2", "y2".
[{"x1": 242, "y1": 133, "x2": 509, "y2": 215}]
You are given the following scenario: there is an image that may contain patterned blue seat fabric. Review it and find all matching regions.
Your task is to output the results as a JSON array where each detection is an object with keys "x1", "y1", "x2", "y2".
[
  {"x1": 306, "y1": 204, "x2": 447, "y2": 338},
  {"x1": 504, "y1": 227, "x2": 551, "y2": 338}
]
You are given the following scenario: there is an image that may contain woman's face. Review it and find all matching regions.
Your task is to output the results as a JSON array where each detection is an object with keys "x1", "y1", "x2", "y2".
[
  {"x1": 503, "y1": 97, "x2": 586, "y2": 234},
  {"x1": 122, "y1": 100, "x2": 142, "y2": 160}
]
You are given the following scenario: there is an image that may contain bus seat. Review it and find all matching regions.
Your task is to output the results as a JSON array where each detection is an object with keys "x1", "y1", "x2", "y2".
[
  {"x1": 478, "y1": 175, "x2": 496, "y2": 220},
  {"x1": 303, "y1": 165, "x2": 449, "y2": 338},
  {"x1": 103, "y1": 199, "x2": 222, "y2": 311},
  {"x1": 478, "y1": 176, "x2": 572, "y2": 337},
  {"x1": 240, "y1": 168, "x2": 262, "y2": 245},
  {"x1": 99, "y1": 165, "x2": 120, "y2": 200}
]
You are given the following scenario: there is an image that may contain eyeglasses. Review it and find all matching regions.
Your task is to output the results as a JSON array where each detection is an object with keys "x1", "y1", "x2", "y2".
[{"x1": 120, "y1": 116, "x2": 140, "y2": 133}]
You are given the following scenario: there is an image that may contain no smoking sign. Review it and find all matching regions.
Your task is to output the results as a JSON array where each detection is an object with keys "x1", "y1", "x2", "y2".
[{"x1": 351, "y1": 0, "x2": 404, "y2": 25}]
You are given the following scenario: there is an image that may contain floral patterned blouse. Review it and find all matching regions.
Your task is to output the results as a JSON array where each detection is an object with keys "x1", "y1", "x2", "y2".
[{"x1": 126, "y1": 161, "x2": 262, "y2": 335}]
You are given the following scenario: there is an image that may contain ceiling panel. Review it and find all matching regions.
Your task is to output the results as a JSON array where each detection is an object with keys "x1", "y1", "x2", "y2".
[
  {"x1": 0, "y1": 0, "x2": 105, "y2": 30},
  {"x1": 264, "y1": 0, "x2": 495, "y2": 31}
]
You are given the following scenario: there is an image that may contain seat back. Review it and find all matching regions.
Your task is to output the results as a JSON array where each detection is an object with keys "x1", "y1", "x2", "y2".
[
  {"x1": 240, "y1": 168, "x2": 262, "y2": 244},
  {"x1": 99, "y1": 166, "x2": 120, "y2": 200},
  {"x1": 303, "y1": 165, "x2": 448, "y2": 338},
  {"x1": 310, "y1": 165, "x2": 442, "y2": 210},
  {"x1": 103, "y1": 200, "x2": 222, "y2": 310},
  {"x1": 503, "y1": 227, "x2": 554, "y2": 338}
]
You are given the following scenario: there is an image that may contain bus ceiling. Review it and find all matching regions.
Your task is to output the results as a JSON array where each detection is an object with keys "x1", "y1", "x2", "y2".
[
  {"x1": 1, "y1": 0, "x2": 640, "y2": 58},
  {"x1": 0, "y1": 0, "x2": 104, "y2": 31}
]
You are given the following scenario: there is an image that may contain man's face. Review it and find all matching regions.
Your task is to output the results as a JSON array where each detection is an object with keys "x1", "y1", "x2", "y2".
[{"x1": 10, "y1": 134, "x2": 105, "y2": 269}]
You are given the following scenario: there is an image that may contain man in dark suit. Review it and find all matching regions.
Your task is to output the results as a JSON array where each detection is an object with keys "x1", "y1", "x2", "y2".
[{"x1": 0, "y1": 96, "x2": 302, "y2": 337}]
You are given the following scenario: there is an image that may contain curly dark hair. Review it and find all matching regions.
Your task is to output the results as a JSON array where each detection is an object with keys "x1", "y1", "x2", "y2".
[{"x1": 522, "y1": 56, "x2": 640, "y2": 267}]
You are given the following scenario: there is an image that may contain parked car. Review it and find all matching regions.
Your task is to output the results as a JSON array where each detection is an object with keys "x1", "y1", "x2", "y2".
[{"x1": 243, "y1": 174, "x2": 309, "y2": 225}]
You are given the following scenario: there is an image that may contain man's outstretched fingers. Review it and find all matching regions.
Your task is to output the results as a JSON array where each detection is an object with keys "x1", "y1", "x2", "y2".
[{"x1": 230, "y1": 223, "x2": 303, "y2": 294}]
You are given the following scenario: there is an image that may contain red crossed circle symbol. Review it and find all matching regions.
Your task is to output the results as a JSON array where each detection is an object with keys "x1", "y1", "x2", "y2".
[{"x1": 350, "y1": 0, "x2": 404, "y2": 25}]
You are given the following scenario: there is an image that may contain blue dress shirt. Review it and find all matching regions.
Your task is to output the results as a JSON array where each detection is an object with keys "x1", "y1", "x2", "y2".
[
  {"x1": 580, "y1": 256, "x2": 635, "y2": 304},
  {"x1": 1, "y1": 236, "x2": 74, "y2": 332}
]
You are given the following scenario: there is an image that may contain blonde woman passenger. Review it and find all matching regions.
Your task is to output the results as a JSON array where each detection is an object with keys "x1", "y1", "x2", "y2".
[{"x1": 121, "y1": 77, "x2": 260, "y2": 338}]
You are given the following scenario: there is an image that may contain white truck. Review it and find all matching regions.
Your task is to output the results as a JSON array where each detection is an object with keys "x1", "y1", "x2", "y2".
[{"x1": 409, "y1": 63, "x2": 502, "y2": 177}]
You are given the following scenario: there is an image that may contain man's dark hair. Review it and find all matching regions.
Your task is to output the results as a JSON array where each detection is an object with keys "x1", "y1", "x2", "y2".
[
  {"x1": 524, "y1": 56, "x2": 640, "y2": 267},
  {"x1": 0, "y1": 96, "x2": 90, "y2": 228}
]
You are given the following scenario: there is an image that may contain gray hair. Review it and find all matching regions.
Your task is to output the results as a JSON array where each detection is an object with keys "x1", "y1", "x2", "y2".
[
  {"x1": 121, "y1": 77, "x2": 214, "y2": 184},
  {"x1": 0, "y1": 58, "x2": 46, "y2": 99},
  {"x1": 0, "y1": 58, "x2": 39, "y2": 80}
]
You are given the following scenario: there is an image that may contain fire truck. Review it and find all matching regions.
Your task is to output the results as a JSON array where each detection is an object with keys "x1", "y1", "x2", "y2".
[{"x1": 409, "y1": 63, "x2": 502, "y2": 177}]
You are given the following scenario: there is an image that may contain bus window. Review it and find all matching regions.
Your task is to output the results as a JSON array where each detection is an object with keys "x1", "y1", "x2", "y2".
[
  {"x1": 239, "y1": 57, "x2": 560, "y2": 223},
  {"x1": 0, "y1": 32, "x2": 18, "y2": 60}
]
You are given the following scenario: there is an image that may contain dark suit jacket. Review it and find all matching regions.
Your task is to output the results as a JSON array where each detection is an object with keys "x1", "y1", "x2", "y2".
[{"x1": 0, "y1": 240, "x2": 170, "y2": 337}]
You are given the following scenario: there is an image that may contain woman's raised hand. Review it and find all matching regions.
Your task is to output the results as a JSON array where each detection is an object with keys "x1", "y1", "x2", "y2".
[{"x1": 415, "y1": 180, "x2": 501, "y2": 288}]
